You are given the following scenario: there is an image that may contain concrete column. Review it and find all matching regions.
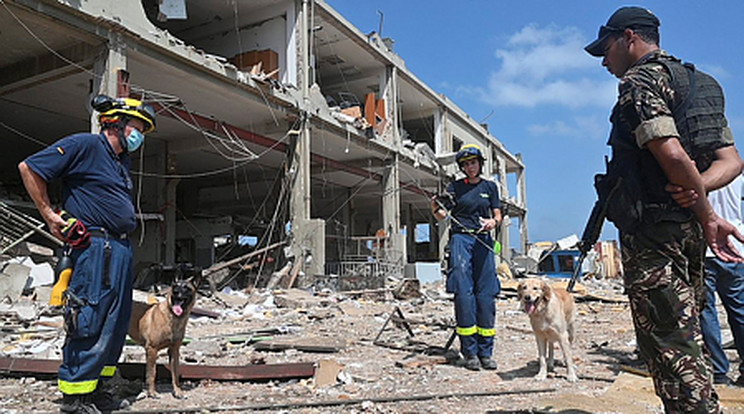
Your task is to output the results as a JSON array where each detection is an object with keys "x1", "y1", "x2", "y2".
[
  {"x1": 381, "y1": 156, "x2": 403, "y2": 264},
  {"x1": 496, "y1": 155, "x2": 508, "y2": 198},
  {"x1": 437, "y1": 179, "x2": 450, "y2": 268},
  {"x1": 405, "y1": 204, "x2": 415, "y2": 263},
  {"x1": 164, "y1": 176, "x2": 180, "y2": 265},
  {"x1": 494, "y1": 154, "x2": 509, "y2": 260},
  {"x1": 380, "y1": 65, "x2": 400, "y2": 146},
  {"x1": 434, "y1": 108, "x2": 450, "y2": 154},
  {"x1": 285, "y1": 1, "x2": 298, "y2": 86},
  {"x1": 288, "y1": 0, "x2": 324, "y2": 279},
  {"x1": 428, "y1": 213, "x2": 437, "y2": 259},
  {"x1": 517, "y1": 153, "x2": 529, "y2": 253},
  {"x1": 291, "y1": 0, "x2": 311, "y2": 222},
  {"x1": 436, "y1": 112, "x2": 450, "y2": 265},
  {"x1": 91, "y1": 34, "x2": 126, "y2": 132}
]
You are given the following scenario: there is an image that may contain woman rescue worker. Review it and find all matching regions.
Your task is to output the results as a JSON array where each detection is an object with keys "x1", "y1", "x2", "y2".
[{"x1": 431, "y1": 143, "x2": 502, "y2": 371}]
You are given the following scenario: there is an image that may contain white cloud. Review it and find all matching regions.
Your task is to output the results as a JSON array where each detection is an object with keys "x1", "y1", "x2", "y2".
[
  {"x1": 471, "y1": 24, "x2": 618, "y2": 108},
  {"x1": 697, "y1": 63, "x2": 730, "y2": 80},
  {"x1": 526, "y1": 115, "x2": 608, "y2": 140}
]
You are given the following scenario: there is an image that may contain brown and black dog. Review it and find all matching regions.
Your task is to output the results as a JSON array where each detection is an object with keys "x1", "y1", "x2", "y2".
[{"x1": 128, "y1": 267, "x2": 201, "y2": 398}]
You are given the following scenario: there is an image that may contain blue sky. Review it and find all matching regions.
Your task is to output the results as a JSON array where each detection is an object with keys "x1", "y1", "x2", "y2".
[{"x1": 326, "y1": 1, "x2": 744, "y2": 246}]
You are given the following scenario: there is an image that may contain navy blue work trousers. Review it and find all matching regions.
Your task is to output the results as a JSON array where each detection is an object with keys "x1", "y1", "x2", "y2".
[
  {"x1": 447, "y1": 232, "x2": 500, "y2": 358},
  {"x1": 58, "y1": 235, "x2": 133, "y2": 395}
]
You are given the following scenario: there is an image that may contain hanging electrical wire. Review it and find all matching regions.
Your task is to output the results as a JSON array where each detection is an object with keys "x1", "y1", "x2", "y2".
[
  {"x1": 0, "y1": 1, "x2": 103, "y2": 81},
  {"x1": 0, "y1": 121, "x2": 47, "y2": 147}
]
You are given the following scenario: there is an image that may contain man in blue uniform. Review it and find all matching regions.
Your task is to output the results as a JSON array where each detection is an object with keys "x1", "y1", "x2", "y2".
[
  {"x1": 19, "y1": 95, "x2": 155, "y2": 413},
  {"x1": 432, "y1": 144, "x2": 501, "y2": 371}
]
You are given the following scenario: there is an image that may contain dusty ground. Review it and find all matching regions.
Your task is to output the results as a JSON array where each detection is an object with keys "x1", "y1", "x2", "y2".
[{"x1": 1, "y1": 276, "x2": 742, "y2": 414}]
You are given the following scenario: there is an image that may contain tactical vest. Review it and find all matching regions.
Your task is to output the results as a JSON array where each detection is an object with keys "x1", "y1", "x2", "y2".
[
  {"x1": 660, "y1": 59, "x2": 730, "y2": 172},
  {"x1": 598, "y1": 54, "x2": 729, "y2": 233}
]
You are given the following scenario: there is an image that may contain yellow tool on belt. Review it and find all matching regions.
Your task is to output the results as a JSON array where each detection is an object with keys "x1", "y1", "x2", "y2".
[
  {"x1": 50, "y1": 247, "x2": 73, "y2": 306},
  {"x1": 49, "y1": 211, "x2": 88, "y2": 306}
]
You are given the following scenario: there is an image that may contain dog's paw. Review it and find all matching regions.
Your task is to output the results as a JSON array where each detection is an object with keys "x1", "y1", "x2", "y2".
[
  {"x1": 534, "y1": 372, "x2": 547, "y2": 381},
  {"x1": 567, "y1": 372, "x2": 578, "y2": 382},
  {"x1": 172, "y1": 389, "x2": 186, "y2": 399}
]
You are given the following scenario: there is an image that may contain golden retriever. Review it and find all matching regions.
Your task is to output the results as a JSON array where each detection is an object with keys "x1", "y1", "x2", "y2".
[{"x1": 517, "y1": 278, "x2": 578, "y2": 382}]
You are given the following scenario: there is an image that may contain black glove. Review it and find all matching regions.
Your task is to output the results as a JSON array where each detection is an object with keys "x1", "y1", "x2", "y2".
[{"x1": 434, "y1": 192, "x2": 456, "y2": 210}]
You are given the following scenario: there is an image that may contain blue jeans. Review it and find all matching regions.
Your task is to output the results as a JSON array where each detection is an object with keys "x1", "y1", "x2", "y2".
[{"x1": 700, "y1": 258, "x2": 744, "y2": 379}]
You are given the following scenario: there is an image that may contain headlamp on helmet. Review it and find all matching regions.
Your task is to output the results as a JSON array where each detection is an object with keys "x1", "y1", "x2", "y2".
[{"x1": 93, "y1": 95, "x2": 156, "y2": 133}]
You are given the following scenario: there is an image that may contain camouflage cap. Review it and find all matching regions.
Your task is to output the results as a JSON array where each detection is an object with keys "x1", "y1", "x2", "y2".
[{"x1": 585, "y1": 7, "x2": 660, "y2": 57}]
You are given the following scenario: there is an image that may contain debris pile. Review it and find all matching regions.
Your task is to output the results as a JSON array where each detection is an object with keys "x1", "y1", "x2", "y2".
[{"x1": 1, "y1": 246, "x2": 742, "y2": 413}]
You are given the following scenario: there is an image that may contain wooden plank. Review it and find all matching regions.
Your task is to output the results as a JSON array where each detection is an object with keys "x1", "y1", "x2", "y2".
[
  {"x1": 375, "y1": 98, "x2": 386, "y2": 120},
  {"x1": 177, "y1": 362, "x2": 314, "y2": 381},
  {"x1": 364, "y1": 93, "x2": 376, "y2": 128},
  {"x1": 285, "y1": 253, "x2": 304, "y2": 289},
  {"x1": 0, "y1": 357, "x2": 314, "y2": 381}
]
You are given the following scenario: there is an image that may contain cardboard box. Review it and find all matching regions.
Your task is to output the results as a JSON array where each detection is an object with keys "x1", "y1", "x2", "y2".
[{"x1": 231, "y1": 49, "x2": 279, "y2": 79}]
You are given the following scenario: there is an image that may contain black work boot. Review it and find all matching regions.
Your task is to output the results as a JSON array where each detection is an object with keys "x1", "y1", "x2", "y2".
[
  {"x1": 463, "y1": 355, "x2": 481, "y2": 371},
  {"x1": 91, "y1": 384, "x2": 130, "y2": 413},
  {"x1": 60, "y1": 393, "x2": 102, "y2": 414},
  {"x1": 479, "y1": 356, "x2": 498, "y2": 370}
]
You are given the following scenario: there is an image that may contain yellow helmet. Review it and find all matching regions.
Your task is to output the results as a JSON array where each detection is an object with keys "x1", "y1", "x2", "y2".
[
  {"x1": 456, "y1": 143, "x2": 485, "y2": 165},
  {"x1": 93, "y1": 95, "x2": 156, "y2": 133}
]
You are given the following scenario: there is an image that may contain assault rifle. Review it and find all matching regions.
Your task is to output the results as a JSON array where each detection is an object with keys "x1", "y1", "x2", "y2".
[{"x1": 567, "y1": 177, "x2": 623, "y2": 293}]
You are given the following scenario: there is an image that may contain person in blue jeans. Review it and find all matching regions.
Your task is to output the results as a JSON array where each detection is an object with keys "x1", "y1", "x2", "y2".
[
  {"x1": 431, "y1": 143, "x2": 501, "y2": 371},
  {"x1": 699, "y1": 174, "x2": 744, "y2": 386}
]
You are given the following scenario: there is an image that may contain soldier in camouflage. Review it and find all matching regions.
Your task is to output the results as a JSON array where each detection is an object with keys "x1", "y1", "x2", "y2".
[{"x1": 586, "y1": 7, "x2": 744, "y2": 414}]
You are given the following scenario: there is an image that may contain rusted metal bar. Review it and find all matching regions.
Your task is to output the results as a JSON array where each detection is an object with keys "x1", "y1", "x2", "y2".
[
  {"x1": 253, "y1": 342, "x2": 340, "y2": 353},
  {"x1": 202, "y1": 241, "x2": 286, "y2": 276},
  {"x1": 373, "y1": 306, "x2": 456, "y2": 355},
  {"x1": 0, "y1": 357, "x2": 315, "y2": 381},
  {"x1": 189, "y1": 306, "x2": 220, "y2": 319}
]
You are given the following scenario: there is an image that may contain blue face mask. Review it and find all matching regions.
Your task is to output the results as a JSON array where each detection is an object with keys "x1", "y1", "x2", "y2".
[{"x1": 125, "y1": 129, "x2": 144, "y2": 152}]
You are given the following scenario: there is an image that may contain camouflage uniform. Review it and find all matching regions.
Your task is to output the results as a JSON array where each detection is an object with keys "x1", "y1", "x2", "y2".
[
  {"x1": 622, "y1": 222, "x2": 716, "y2": 413},
  {"x1": 613, "y1": 50, "x2": 729, "y2": 414}
]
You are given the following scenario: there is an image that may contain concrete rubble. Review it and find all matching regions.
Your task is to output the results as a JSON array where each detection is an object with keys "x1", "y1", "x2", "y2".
[{"x1": 1, "y1": 255, "x2": 742, "y2": 414}]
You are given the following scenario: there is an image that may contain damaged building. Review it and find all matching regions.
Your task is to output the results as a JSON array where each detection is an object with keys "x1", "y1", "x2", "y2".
[{"x1": 0, "y1": 0, "x2": 528, "y2": 290}]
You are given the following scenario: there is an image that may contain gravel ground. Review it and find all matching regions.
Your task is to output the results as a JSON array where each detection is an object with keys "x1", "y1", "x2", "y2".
[{"x1": 1, "y1": 276, "x2": 741, "y2": 413}]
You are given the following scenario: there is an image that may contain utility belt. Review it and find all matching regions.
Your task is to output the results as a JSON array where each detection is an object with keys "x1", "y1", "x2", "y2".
[{"x1": 88, "y1": 228, "x2": 128, "y2": 240}]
